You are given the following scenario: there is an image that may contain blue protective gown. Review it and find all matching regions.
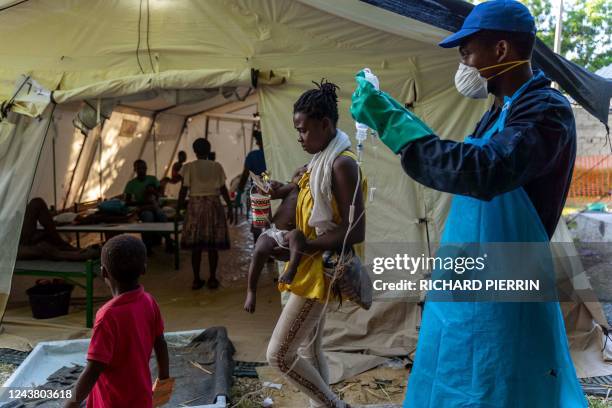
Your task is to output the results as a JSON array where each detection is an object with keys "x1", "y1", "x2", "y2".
[{"x1": 402, "y1": 72, "x2": 587, "y2": 407}]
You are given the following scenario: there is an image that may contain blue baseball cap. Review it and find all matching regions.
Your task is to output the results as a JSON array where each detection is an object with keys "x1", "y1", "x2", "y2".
[{"x1": 439, "y1": 0, "x2": 536, "y2": 48}]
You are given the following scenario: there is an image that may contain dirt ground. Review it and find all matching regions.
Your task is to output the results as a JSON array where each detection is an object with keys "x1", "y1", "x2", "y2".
[
  {"x1": 230, "y1": 369, "x2": 612, "y2": 408},
  {"x1": 2, "y1": 215, "x2": 612, "y2": 406},
  {"x1": 0, "y1": 360, "x2": 610, "y2": 407},
  {"x1": 2, "y1": 219, "x2": 281, "y2": 362},
  {"x1": 244, "y1": 365, "x2": 408, "y2": 407}
]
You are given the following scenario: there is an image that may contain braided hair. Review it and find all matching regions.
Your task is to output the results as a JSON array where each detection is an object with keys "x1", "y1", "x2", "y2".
[{"x1": 293, "y1": 79, "x2": 340, "y2": 125}]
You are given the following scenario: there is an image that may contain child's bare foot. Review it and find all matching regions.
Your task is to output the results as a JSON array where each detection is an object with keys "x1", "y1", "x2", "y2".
[{"x1": 244, "y1": 291, "x2": 256, "y2": 313}]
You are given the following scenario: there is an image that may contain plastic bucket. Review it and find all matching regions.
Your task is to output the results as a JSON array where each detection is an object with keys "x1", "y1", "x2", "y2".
[
  {"x1": 250, "y1": 191, "x2": 271, "y2": 229},
  {"x1": 26, "y1": 279, "x2": 74, "y2": 319}
]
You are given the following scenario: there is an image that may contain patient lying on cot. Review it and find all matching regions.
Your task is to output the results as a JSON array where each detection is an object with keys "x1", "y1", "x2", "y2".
[
  {"x1": 244, "y1": 166, "x2": 306, "y2": 313},
  {"x1": 17, "y1": 198, "x2": 99, "y2": 261}
]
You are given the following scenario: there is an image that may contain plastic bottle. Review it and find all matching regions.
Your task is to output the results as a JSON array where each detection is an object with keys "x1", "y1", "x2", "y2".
[
  {"x1": 355, "y1": 68, "x2": 380, "y2": 145},
  {"x1": 353, "y1": 68, "x2": 380, "y2": 201}
]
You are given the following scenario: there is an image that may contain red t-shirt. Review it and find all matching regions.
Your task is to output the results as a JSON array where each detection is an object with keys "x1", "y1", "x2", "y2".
[{"x1": 87, "y1": 286, "x2": 164, "y2": 408}]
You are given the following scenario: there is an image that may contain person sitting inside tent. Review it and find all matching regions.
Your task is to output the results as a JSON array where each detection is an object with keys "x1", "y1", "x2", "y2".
[
  {"x1": 123, "y1": 159, "x2": 171, "y2": 254},
  {"x1": 17, "y1": 198, "x2": 98, "y2": 261},
  {"x1": 171, "y1": 150, "x2": 187, "y2": 183},
  {"x1": 244, "y1": 165, "x2": 307, "y2": 313}
]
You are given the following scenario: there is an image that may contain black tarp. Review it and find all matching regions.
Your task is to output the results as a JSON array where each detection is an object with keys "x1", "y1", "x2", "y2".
[
  {"x1": 1, "y1": 327, "x2": 235, "y2": 407},
  {"x1": 152, "y1": 327, "x2": 236, "y2": 406},
  {"x1": 363, "y1": 0, "x2": 612, "y2": 130}
]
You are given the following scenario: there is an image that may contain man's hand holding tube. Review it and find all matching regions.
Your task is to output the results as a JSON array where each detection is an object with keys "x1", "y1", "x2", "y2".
[{"x1": 350, "y1": 70, "x2": 434, "y2": 154}]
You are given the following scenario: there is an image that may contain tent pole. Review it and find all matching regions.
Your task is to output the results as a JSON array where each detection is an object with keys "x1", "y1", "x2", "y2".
[
  {"x1": 76, "y1": 127, "x2": 97, "y2": 204},
  {"x1": 98, "y1": 134, "x2": 103, "y2": 201},
  {"x1": 137, "y1": 112, "x2": 158, "y2": 161},
  {"x1": 77, "y1": 121, "x2": 106, "y2": 204},
  {"x1": 28, "y1": 104, "x2": 57, "y2": 208},
  {"x1": 135, "y1": 107, "x2": 176, "y2": 167},
  {"x1": 204, "y1": 93, "x2": 258, "y2": 115},
  {"x1": 152, "y1": 124, "x2": 158, "y2": 178},
  {"x1": 179, "y1": 93, "x2": 258, "y2": 122},
  {"x1": 51, "y1": 117, "x2": 58, "y2": 210},
  {"x1": 76, "y1": 130, "x2": 95, "y2": 204},
  {"x1": 552, "y1": 0, "x2": 564, "y2": 90},
  {"x1": 204, "y1": 116, "x2": 209, "y2": 140},
  {"x1": 242, "y1": 121, "x2": 247, "y2": 157},
  {"x1": 164, "y1": 117, "x2": 188, "y2": 179},
  {"x1": 97, "y1": 99, "x2": 103, "y2": 202},
  {"x1": 62, "y1": 131, "x2": 87, "y2": 210},
  {"x1": 203, "y1": 112, "x2": 259, "y2": 123}
]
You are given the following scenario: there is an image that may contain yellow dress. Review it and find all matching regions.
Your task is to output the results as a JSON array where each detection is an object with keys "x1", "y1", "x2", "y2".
[{"x1": 278, "y1": 150, "x2": 366, "y2": 302}]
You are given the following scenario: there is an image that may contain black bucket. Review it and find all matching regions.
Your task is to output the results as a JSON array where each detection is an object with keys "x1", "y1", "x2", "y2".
[{"x1": 26, "y1": 279, "x2": 74, "y2": 319}]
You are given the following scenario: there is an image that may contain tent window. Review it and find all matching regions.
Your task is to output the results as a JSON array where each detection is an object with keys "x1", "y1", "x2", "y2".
[{"x1": 119, "y1": 119, "x2": 138, "y2": 137}]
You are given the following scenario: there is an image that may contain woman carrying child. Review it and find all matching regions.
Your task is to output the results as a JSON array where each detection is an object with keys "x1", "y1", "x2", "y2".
[{"x1": 266, "y1": 81, "x2": 366, "y2": 408}]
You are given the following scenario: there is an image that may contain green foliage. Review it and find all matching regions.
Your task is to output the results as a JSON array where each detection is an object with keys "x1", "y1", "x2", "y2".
[
  {"x1": 587, "y1": 395, "x2": 612, "y2": 408},
  {"x1": 464, "y1": 0, "x2": 612, "y2": 72}
]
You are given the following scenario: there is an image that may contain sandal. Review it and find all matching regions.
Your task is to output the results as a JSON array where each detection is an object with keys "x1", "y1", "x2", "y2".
[
  {"x1": 191, "y1": 280, "x2": 206, "y2": 290},
  {"x1": 207, "y1": 278, "x2": 220, "y2": 290}
]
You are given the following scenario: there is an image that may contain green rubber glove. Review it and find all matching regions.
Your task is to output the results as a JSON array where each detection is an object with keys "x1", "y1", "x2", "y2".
[{"x1": 350, "y1": 70, "x2": 434, "y2": 154}]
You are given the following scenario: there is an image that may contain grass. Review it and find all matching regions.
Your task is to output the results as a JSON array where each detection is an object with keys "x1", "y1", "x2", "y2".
[{"x1": 588, "y1": 396, "x2": 612, "y2": 408}]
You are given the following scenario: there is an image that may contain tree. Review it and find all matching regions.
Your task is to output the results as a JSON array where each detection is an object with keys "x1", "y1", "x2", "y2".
[{"x1": 465, "y1": 0, "x2": 611, "y2": 72}]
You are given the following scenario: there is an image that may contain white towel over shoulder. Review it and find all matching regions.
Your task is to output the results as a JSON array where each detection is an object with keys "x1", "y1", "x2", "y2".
[{"x1": 307, "y1": 129, "x2": 352, "y2": 236}]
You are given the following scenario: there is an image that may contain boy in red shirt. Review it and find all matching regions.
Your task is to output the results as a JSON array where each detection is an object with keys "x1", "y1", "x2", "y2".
[{"x1": 65, "y1": 234, "x2": 173, "y2": 407}]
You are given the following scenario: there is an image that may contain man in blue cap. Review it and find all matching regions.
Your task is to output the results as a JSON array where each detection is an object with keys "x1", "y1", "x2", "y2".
[{"x1": 351, "y1": 0, "x2": 586, "y2": 406}]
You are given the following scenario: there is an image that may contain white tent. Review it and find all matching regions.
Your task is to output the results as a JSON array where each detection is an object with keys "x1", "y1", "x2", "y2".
[
  {"x1": 29, "y1": 89, "x2": 259, "y2": 210},
  {"x1": 0, "y1": 0, "x2": 610, "y2": 381}
]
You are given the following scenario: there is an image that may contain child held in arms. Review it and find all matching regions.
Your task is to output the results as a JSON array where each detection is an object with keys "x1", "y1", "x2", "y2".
[
  {"x1": 244, "y1": 166, "x2": 307, "y2": 313},
  {"x1": 65, "y1": 234, "x2": 174, "y2": 408}
]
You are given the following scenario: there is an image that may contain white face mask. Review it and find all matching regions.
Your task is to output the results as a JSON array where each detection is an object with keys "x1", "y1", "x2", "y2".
[
  {"x1": 454, "y1": 62, "x2": 488, "y2": 99},
  {"x1": 454, "y1": 60, "x2": 530, "y2": 99}
]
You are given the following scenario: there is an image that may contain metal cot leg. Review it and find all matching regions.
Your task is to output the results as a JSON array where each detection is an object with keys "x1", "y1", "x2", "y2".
[
  {"x1": 86, "y1": 260, "x2": 94, "y2": 328},
  {"x1": 174, "y1": 220, "x2": 180, "y2": 270}
]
